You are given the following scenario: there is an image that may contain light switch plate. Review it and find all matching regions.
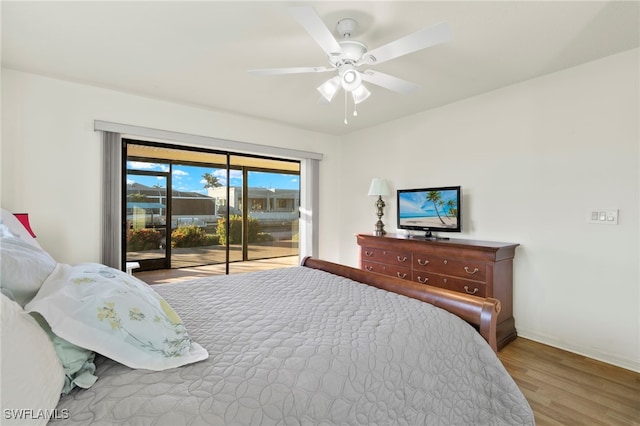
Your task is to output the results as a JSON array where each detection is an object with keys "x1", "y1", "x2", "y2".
[{"x1": 587, "y1": 209, "x2": 618, "y2": 225}]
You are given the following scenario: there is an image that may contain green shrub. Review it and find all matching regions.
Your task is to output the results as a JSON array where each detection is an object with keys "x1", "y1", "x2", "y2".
[
  {"x1": 217, "y1": 215, "x2": 262, "y2": 244},
  {"x1": 127, "y1": 228, "x2": 162, "y2": 251},
  {"x1": 171, "y1": 225, "x2": 219, "y2": 248},
  {"x1": 256, "y1": 232, "x2": 274, "y2": 243}
]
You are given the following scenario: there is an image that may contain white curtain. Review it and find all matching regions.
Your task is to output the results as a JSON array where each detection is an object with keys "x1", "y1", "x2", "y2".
[{"x1": 299, "y1": 158, "x2": 320, "y2": 259}]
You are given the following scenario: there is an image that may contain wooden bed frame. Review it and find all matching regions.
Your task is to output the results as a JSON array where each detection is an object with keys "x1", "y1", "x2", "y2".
[{"x1": 301, "y1": 257, "x2": 501, "y2": 352}]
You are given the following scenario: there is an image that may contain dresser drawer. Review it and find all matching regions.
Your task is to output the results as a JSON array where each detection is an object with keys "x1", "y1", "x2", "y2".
[
  {"x1": 362, "y1": 260, "x2": 411, "y2": 280},
  {"x1": 361, "y1": 247, "x2": 411, "y2": 267},
  {"x1": 413, "y1": 255, "x2": 486, "y2": 282},
  {"x1": 413, "y1": 272, "x2": 487, "y2": 297},
  {"x1": 361, "y1": 260, "x2": 385, "y2": 274}
]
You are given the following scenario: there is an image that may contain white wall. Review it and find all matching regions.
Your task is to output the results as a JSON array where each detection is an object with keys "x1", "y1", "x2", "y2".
[
  {"x1": 338, "y1": 49, "x2": 639, "y2": 372},
  {"x1": 0, "y1": 69, "x2": 342, "y2": 264}
]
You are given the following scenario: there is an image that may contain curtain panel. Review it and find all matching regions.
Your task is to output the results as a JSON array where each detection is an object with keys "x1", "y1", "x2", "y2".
[{"x1": 101, "y1": 131, "x2": 122, "y2": 269}]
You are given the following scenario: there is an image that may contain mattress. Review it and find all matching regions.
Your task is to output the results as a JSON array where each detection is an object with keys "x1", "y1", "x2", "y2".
[{"x1": 52, "y1": 266, "x2": 534, "y2": 425}]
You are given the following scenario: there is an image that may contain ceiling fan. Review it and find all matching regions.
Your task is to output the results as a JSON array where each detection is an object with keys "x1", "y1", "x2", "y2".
[{"x1": 249, "y1": 7, "x2": 452, "y2": 123}]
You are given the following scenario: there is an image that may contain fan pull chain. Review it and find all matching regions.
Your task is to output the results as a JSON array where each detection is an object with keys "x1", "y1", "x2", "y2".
[{"x1": 344, "y1": 89, "x2": 348, "y2": 125}]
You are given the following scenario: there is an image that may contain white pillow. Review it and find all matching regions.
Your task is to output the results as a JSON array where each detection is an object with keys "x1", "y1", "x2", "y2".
[
  {"x1": 0, "y1": 236, "x2": 56, "y2": 307},
  {"x1": 0, "y1": 208, "x2": 42, "y2": 249},
  {"x1": 1, "y1": 294, "x2": 66, "y2": 426},
  {"x1": 0, "y1": 223, "x2": 18, "y2": 239},
  {"x1": 26, "y1": 263, "x2": 208, "y2": 371}
]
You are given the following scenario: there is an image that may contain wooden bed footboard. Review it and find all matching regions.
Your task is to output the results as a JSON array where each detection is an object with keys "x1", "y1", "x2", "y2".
[{"x1": 301, "y1": 257, "x2": 501, "y2": 352}]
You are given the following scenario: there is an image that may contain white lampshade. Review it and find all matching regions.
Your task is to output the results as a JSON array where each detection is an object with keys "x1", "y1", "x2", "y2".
[
  {"x1": 351, "y1": 85, "x2": 371, "y2": 104},
  {"x1": 317, "y1": 76, "x2": 341, "y2": 102},
  {"x1": 368, "y1": 178, "x2": 390, "y2": 196}
]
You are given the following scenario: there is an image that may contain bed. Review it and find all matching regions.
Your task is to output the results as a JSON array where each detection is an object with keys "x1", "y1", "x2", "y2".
[{"x1": 1, "y1": 209, "x2": 534, "y2": 425}]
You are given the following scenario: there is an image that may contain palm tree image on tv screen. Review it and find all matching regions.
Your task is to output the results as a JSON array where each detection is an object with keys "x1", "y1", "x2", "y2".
[{"x1": 398, "y1": 188, "x2": 460, "y2": 230}]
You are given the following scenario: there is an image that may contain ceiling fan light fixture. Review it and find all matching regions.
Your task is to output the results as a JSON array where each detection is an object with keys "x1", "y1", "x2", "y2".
[
  {"x1": 341, "y1": 69, "x2": 362, "y2": 91},
  {"x1": 317, "y1": 75, "x2": 341, "y2": 102},
  {"x1": 352, "y1": 85, "x2": 371, "y2": 104},
  {"x1": 251, "y1": 7, "x2": 454, "y2": 124}
]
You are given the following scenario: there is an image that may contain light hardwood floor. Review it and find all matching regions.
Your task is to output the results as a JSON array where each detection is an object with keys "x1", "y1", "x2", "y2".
[
  {"x1": 136, "y1": 263, "x2": 640, "y2": 425},
  {"x1": 498, "y1": 338, "x2": 640, "y2": 426},
  {"x1": 134, "y1": 256, "x2": 299, "y2": 285}
]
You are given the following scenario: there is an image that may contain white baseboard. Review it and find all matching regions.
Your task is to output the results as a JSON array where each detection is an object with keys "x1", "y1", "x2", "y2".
[{"x1": 516, "y1": 329, "x2": 640, "y2": 374}]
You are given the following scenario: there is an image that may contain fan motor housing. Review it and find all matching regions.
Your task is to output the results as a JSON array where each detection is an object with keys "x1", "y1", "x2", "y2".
[{"x1": 329, "y1": 40, "x2": 367, "y2": 66}]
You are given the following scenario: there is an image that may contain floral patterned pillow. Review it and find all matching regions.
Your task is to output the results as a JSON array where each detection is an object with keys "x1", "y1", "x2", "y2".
[{"x1": 25, "y1": 263, "x2": 208, "y2": 371}]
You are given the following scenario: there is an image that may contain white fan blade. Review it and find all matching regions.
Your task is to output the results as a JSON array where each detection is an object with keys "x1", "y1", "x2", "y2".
[
  {"x1": 249, "y1": 66, "x2": 332, "y2": 76},
  {"x1": 289, "y1": 7, "x2": 343, "y2": 57},
  {"x1": 361, "y1": 70, "x2": 420, "y2": 94},
  {"x1": 360, "y1": 22, "x2": 451, "y2": 65}
]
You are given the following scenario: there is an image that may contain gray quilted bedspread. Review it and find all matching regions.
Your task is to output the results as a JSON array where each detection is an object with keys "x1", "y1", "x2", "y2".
[{"x1": 53, "y1": 266, "x2": 534, "y2": 425}]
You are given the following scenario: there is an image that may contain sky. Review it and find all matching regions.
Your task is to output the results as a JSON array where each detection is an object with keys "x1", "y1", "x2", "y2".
[{"x1": 127, "y1": 162, "x2": 299, "y2": 194}]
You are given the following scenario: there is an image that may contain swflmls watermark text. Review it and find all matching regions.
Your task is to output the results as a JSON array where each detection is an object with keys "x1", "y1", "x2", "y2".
[{"x1": 4, "y1": 409, "x2": 70, "y2": 420}]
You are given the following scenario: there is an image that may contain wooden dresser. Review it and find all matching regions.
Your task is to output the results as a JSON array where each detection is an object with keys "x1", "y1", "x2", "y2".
[{"x1": 356, "y1": 233, "x2": 519, "y2": 349}]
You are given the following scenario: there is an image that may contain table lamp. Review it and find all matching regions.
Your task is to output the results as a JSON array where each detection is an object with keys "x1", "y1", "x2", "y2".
[{"x1": 368, "y1": 178, "x2": 390, "y2": 236}]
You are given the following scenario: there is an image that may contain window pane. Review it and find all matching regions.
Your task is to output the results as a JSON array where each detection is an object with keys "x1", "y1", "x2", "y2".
[
  {"x1": 246, "y1": 170, "x2": 299, "y2": 261},
  {"x1": 170, "y1": 164, "x2": 227, "y2": 268},
  {"x1": 126, "y1": 174, "x2": 168, "y2": 269}
]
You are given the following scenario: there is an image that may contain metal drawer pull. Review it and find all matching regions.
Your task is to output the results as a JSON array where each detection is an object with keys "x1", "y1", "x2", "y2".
[
  {"x1": 443, "y1": 259, "x2": 448, "y2": 264},
  {"x1": 365, "y1": 266, "x2": 373, "y2": 271},
  {"x1": 464, "y1": 286, "x2": 479, "y2": 295},
  {"x1": 417, "y1": 276, "x2": 429, "y2": 283},
  {"x1": 443, "y1": 278, "x2": 448, "y2": 284},
  {"x1": 464, "y1": 266, "x2": 479, "y2": 274},
  {"x1": 397, "y1": 256, "x2": 408, "y2": 262},
  {"x1": 417, "y1": 259, "x2": 429, "y2": 266},
  {"x1": 397, "y1": 272, "x2": 407, "y2": 279},
  {"x1": 364, "y1": 251, "x2": 374, "y2": 257}
]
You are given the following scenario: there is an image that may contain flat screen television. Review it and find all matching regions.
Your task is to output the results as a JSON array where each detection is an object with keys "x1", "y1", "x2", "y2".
[{"x1": 397, "y1": 186, "x2": 461, "y2": 239}]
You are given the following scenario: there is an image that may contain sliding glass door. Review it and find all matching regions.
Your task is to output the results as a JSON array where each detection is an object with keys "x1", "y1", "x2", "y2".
[
  {"x1": 124, "y1": 141, "x2": 300, "y2": 274},
  {"x1": 226, "y1": 155, "x2": 300, "y2": 274}
]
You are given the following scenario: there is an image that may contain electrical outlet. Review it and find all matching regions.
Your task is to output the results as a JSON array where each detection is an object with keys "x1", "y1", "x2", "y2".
[{"x1": 587, "y1": 209, "x2": 618, "y2": 225}]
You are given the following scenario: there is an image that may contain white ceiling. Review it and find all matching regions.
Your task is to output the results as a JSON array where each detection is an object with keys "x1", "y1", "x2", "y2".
[{"x1": 2, "y1": 1, "x2": 638, "y2": 136}]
